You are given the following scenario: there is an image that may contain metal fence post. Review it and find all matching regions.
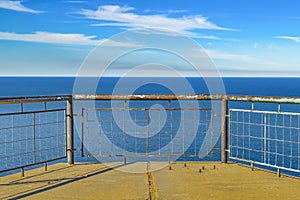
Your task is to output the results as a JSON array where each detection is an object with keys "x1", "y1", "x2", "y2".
[
  {"x1": 221, "y1": 97, "x2": 228, "y2": 163},
  {"x1": 67, "y1": 98, "x2": 74, "y2": 165},
  {"x1": 263, "y1": 113, "x2": 267, "y2": 164}
]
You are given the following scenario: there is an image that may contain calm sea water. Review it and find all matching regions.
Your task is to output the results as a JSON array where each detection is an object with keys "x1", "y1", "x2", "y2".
[
  {"x1": 0, "y1": 77, "x2": 299, "y2": 177},
  {"x1": 0, "y1": 77, "x2": 300, "y2": 97}
]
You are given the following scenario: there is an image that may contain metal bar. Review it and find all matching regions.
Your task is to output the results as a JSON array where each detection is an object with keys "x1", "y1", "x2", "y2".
[
  {"x1": 298, "y1": 116, "x2": 300, "y2": 171},
  {"x1": 251, "y1": 161, "x2": 254, "y2": 171},
  {"x1": 229, "y1": 108, "x2": 300, "y2": 116},
  {"x1": 84, "y1": 107, "x2": 212, "y2": 111},
  {"x1": 73, "y1": 94, "x2": 300, "y2": 104},
  {"x1": 263, "y1": 113, "x2": 267, "y2": 163},
  {"x1": 242, "y1": 111, "x2": 245, "y2": 160},
  {"x1": 44, "y1": 162, "x2": 48, "y2": 171},
  {"x1": 12, "y1": 115, "x2": 15, "y2": 168},
  {"x1": 56, "y1": 111, "x2": 59, "y2": 161},
  {"x1": 182, "y1": 110, "x2": 185, "y2": 155},
  {"x1": 20, "y1": 103, "x2": 24, "y2": 113},
  {"x1": 229, "y1": 109, "x2": 233, "y2": 157},
  {"x1": 277, "y1": 168, "x2": 281, "y2": 178},
  {"x1": 0, "y1": 156, "x2": 66, "y2": 174},
  {"x1": 21, "y1": 167, "x2": 24, "y2": 177},
  {"x1": 0, "y1": 95, "x2": 71, "y2": 104},
  {"x1": 289, "y1": 115, "x2": 293, "y2": 169},
  {"x1": 0, "y1": 121, "x2": 65, "y2": 131},
  {"x1": 72, "y1": 94, "x2": 223, "y2": 101},
  {"x1": 211, "y1": 109, "x2": 215, "y2": 158},
  {"x1": 1, "y1": 94, "x2": 300, "y2": 104},
  {"x1": 83, "y1": 153, "x2": 215, "y2": 158},
  {"x1": 229, "y1": 157, "x2": 300, "y2": 173},
  {"x1": 123, "y1": 102, "x2": 126, "y2": 157},
  {"x1": 0, "y1": 108, "x2": 67, "y2": 117},
  {"x1": 81, "y1": 108, "x2": 84, "y2": 157},
  {"x1": 146, "y1": 109, "x2": 149, "y2": 156},
  {"x1": 248, "y1": 112, "x2": 251, "y2": 162},
  {"x1": 235, "y1": 111, "x2": 239, "y2": 158},
  {"x1": 158, "y1": 109, "x2": 161, "y2": 156},
  {"x1": 67, "y1": 99, "x2": 74, "y2": 165},
  {"x1": 134, "y1": 111, "x2": 137, "y2": 155},
  {"x1": 221, "y1": 98, "x2": 228, "y2": 163},
  {"x1": 227, "y1": 95, "x2": 300, "y2": 104},
  {"x1": 33, "y1": 113, "x2": 37, "y2": 164},
  {"x1": 267, "y1": 114, "x2": 271, "y2": 165},
  {"x1": 194, "y1": 110, "x2": 197, "y2": 156},
  {"x1": 170, "y1": 111, "x2": 173, "y2": 155},
  {"x1": 282, "y1": 115, "x2": 285, "y2": 167}
]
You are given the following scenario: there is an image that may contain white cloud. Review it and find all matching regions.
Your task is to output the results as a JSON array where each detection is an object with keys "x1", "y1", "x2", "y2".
[
  {"x1": 78, "y1": 5, "x2": 233, "y2": 37},
  {"x1": 192, "y1": 34, "x2": 221, "y2": 40},
  {"x1": 275, "y1": 36, "x2": 300, "y2": 42},
  {"x1": 67, "y1": 0, "x2": 85, "y2": 3},
  {"x1": 167, "y1": 9, "x2": 188, "y2": 14},
  {"x1": 0, "y1": 0, "x2": 43, "y2": 13},
  {"x1": 0, "y1": 31, "x2": 140, "y2": 47},
  {"x1": 0, "y1": 31, "x2": 98, "y2": 45},
  {"x1": 205, "y1": 49, "x2": 253, "y2": 62}
]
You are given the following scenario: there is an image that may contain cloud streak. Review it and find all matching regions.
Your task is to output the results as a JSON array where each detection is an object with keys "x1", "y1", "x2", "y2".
[
  {"x1": 0, "y1": 31, "x2": 139, "y2": 47},
  {"x1": 0, "y1": 0, "x2": 43, "y2": 13},
  {"x1": 206, "y1": 49, "x2": 253, "y2": 62},
  {"x1": 67, "y1": 0, "x2": 85, "y2": 3},
  {"x1": 275, "y1": 36, "x2": 300, "y2": 42},
  {"x1": 78, "y1": 5, "x2": 233, "y2": 37}
]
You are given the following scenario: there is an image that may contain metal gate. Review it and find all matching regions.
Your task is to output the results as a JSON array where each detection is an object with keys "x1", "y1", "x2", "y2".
[
  {"x1": 81, "y1": 106, "x2": 215, "y2": 160},
  {"x1": 229, "y1": 108, "x2": 300, "y2": 173}
]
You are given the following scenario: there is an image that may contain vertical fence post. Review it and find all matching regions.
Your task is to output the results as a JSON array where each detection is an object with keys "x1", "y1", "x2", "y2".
[
  {"x1": 221, "y1": 97, "x2": 228, "y2": 163},
  {"x1": 67, "y1": 98, "x2": 74, "y2": 165},
  {"x1": 263, "y1": 113, "x2": 267, "y2": 164}
]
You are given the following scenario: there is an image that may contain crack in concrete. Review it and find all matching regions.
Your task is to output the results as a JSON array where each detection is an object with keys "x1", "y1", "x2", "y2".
[{"x1": 147, "y1": 163, "x2": 157, "y2": 200}]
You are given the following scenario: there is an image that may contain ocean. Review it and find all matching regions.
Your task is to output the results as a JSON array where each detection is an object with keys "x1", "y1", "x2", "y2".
[
  {"x1": 1, "y1": 77, "x2": 300, "y2": 97},
  {"x1": 0, "y1": 77, "x2": 299, "y2": 177}
]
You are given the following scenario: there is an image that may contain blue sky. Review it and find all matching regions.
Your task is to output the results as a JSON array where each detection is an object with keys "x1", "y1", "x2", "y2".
[{"x1": 0, "y1": 0, "x2": 299, "y2": 76}]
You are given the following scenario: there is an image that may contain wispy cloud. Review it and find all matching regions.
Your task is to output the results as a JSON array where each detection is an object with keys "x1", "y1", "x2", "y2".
[
  {"x1": 275, "y1": 36, "x2": 300, "y2": 42},
  {"x1": 208, "y1": 49, "x2": 283, "y2": 67},
  {"x1": 204, "y1": 49, "x2": 253, "y2": 62},
  {"x1": 66, "y1": 0, "x2": 85, "y2": 3},
  {"x1": 167, "y1": 9, "x2": 188, "y2": 14},
  {"x1": 0, "y1": 31, "x2": 98, "y2": 45},
  {"x1": 190, "y1": 34, "x2": 221, "y2": 40},
  {"x1": 0, "y1": 0, "x2": 43, "y2": 13},
  {"x1": 78, "y1": 5, "x2": 234, "y2": 37},
  {"x1": 0, "y1": 31, "x2": 139, "y2": 47}
]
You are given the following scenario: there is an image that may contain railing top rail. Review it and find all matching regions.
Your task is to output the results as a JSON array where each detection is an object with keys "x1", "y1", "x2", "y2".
[
  {"x1": 226, "y1": 95, "x2": 300, "y2": 104},
  {"x1": 72, "y1": 94, "x2": 224, "y2": 100},
  {"x1": 0, "y1": 95, "x2": 72, "y2": 104},
  {"x1": 72, "y1": 94, "x2": 300, "y2": 104},
  {"x1": 1, "y1": 94, "x2": 300, "y2": 104}
]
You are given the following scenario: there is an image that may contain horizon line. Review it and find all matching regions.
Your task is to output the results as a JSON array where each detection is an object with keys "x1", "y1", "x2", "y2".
[{"x1": 0, "y1": 75, "x2": 300, "y2": 78}]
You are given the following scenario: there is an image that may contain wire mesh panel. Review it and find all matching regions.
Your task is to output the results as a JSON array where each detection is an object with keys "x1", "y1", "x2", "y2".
[
  {"x1": 229, "y1": 109, "x2": 300, "y2": 172},
  {"x1": 82, "y1": 107, "x2": 214, "y2": 160},
  {"x1": 0, "y1": 109, "x2": 67, "y2": 172}
]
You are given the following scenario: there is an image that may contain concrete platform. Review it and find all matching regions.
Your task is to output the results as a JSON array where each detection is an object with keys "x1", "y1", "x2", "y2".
[{"x1": 0, "y1": 162, "x2": 299, "y2": 200}]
